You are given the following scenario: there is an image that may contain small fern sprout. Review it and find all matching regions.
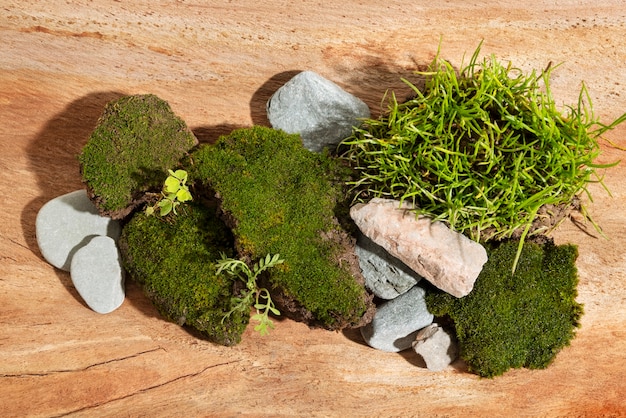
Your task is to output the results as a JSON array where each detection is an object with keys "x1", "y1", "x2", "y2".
[{"x1": 217, "y1": 253, "x2": 284, "y2": 335}]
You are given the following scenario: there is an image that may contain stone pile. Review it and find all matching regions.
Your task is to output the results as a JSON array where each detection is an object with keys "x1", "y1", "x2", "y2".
[
  {"x1": 351, "y1": 198, "x2": 487, "y2": 369},
  {"x1": 36, "y1": 190, "x2": 125, "y2": 314}
]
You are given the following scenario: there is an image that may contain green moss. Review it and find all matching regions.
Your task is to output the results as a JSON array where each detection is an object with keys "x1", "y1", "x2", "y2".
[
  {"x1": 186, "y1": 126, "x2": 372, "y2": 329},
  {"x1": 425, "y1": 240, "x2": 583, "y2": 378},
  {"x1": 118, "y1": 203, "x2": 248, "y2": 346},
  {"x1": 79, "y1": 94, "x2": 197, "y2": 218}
]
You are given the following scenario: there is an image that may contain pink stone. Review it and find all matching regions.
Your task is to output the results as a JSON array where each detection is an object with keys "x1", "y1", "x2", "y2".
[{"x1": 350, "y1": 198, "x2": 487, "y2": 298}]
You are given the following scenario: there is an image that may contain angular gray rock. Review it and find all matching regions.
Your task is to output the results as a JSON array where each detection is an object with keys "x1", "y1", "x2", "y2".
[
  {"x1": 350, "y1": 198, "x2": 488, "y2": 298},
  {"x1": 360, "y1": 284, "x2": 434, "y2": 352},
  {"x1": 266, "y1": 70, "x2": 370, "y2": 152},
  {"x1": 355, "y1": 233, "x2": 421, "y2": 299},
  {"x1": 36, "y1": 189, "x2": 122, "y2": 271},
  {"x1": 70, "y1": 235, "x2": 125, "y2": 314},
  {"x1": 412, "y1": 323, "x2": 459, "y2": 372}
]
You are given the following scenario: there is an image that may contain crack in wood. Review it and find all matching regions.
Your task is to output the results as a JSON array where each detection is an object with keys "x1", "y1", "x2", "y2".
[
  {"x1": 0, "y1": 255, "x2": 18, "y2": 263},
  {"x1": 0, "y1": 346, "x2": 167, "y2": 378},
  {"x1": 1, "y1": 235, "x2": 31, "y2": 253},
  {"x1": 48, "y1": 359, "x2": 242, "y2": 417}
]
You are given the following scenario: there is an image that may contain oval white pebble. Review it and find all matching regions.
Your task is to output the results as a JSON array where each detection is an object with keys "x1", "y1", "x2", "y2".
[{"x1": 70, "y1": 235, "x2": 125, "y2": 314}]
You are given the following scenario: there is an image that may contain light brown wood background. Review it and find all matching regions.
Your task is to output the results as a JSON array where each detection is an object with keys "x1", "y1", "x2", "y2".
[{"x1": 1, "y1": 1, "x2": 625, "y2": 416}]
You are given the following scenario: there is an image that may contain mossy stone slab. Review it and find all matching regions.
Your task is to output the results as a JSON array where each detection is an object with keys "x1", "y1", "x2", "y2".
[
  {"x1": 79, "y1": 94, "x2": 198, "y2": 219},
  {"x1": 119, "y1": 203, "x2": 248, "y2": 346},
  {"x1": 187, "y1": 126, "x2": 374, "y2": 330}
]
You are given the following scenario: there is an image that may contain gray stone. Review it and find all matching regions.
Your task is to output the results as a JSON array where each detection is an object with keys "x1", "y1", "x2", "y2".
[
  {"x1": 350, "y1": 198, "x2": 488, "y2": 298},
  {"x1": 355, "y1": 233, "x2": 421, "y2": 299},
  {"x1": 266, "y1": 70, "x2": 370, "y2": 152},
  {"x1": 36, "y1": 190, "x2": 122, "y2": 271},
  {"x1": 70, "y1": 235, "x2": 125, "y2": 314},
  {"x1": 412, "y1": 323, "x2": 459, "y2": 372},
  {"x1": 360, "y1": 284, "x2": 434, "y2": 352}
]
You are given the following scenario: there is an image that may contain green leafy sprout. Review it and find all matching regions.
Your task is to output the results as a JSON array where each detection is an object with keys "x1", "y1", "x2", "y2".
[
  {"x1": 146, "y1": 169, "x2": 193, "y2": 217},
  {"x1": 217, "y1": 253, "x2": 284, "y2": 336},
  {"x1": 342, "y1": 42, "x2": 625, "y2": 272}
]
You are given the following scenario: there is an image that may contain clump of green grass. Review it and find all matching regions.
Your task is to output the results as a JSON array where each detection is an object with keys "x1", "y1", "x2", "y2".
[
  {"x1": 342, "y1": 44, "x2": 624, "y2": 269},
  {"x1": 425, "y1": 240, "x2": 583, "y2": 378}
]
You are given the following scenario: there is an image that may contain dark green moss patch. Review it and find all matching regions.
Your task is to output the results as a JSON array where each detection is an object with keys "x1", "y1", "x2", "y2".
[
  {"x1": 118, "y1": 202, "x2": 248, "y2": 346},
  {"x1": 426, "y1": 240, "x2": 583, "y2": 378},
  {"x1": 187, "y1": 126, "x2": 374, "y2": 330},
  {"x1": 79, "y1": 94, "x2": 198, "y2": 219}
]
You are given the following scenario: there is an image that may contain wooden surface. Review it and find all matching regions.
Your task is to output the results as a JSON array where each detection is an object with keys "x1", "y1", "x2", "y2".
[{"x1": 1, "y1": 1, "x2": 626, "y2": 416}]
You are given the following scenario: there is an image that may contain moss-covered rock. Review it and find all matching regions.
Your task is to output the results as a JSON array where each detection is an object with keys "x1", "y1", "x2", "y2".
[
  {"x1": 425, "y1": 240, "x2": 583, "y2": 378},
  {"x1": 79, "y1": 94, "x2": 198, "y2": 219},
  {"x1": 118, "y1": 202, "x2": 248, "y2": 346},
  {"x1": 186, "y1": 126, "x2": 374, "y2": 330}
]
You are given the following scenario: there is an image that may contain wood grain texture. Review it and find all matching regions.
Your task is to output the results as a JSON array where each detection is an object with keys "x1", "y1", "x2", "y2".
[{"x1": 1, "y1": 1, "x2": 625, "y2": 416}]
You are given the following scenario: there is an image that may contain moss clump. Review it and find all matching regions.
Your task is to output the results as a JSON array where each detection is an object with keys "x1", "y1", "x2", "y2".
[
  {"x1": 187, "y1": 126, "x2": 373, "y2": 330},
  {"x1": 118, "y1": 202, "x2": 248, "y2": 346},
  {"x1": 79, "y1": 94, "x2": 198, "y2": 219},
  {"x1": 425, "y1": 240, "x2": 583, "y2": 378}
]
